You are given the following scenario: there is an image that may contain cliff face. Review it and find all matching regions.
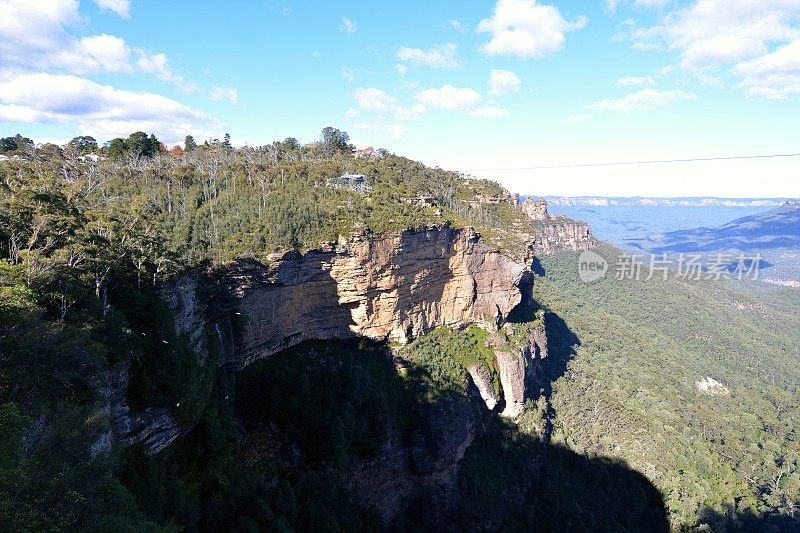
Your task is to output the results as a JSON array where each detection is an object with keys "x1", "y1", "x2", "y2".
[
  {"x1": 348, "y1": 381, "x2": 489, "y2": 524},
  {"x1": 534, "y1": 219, "x2": 593, "y2": 253},
  {"x1": 520, "y1": 197, "x2": 550, "y2": 221},
  {"x1": 119, "y1": 222, "x2": 532, "y2": 456},
  {"x1": 94, "y1": 362, "x2": 183, "y2": 456},
  {"x1": 349, "y1": 320, "x2": 549, "y2": 524},
  {"x1": 170, "y1": 225, "x2": 532, "y2": 371},
  {"x1": 494, "y1": 321, "x2": 548, "y2": 417},
  {"x1": 518, "y1": 197, "x2": 594, "y2": 253}
]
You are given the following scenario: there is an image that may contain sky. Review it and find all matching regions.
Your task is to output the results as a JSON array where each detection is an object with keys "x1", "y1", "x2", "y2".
[{"x1": 0, "y1": 0, "x2": 799, "y2": 198}]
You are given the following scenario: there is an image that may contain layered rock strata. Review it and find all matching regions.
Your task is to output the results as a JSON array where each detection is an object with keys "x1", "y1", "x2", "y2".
[
  {"x1": 167, "y1": 224, "x2": 532, "y2": 371},
  {"x1": 120, "y1": 225, "x2": 536, "y2": 454},
  {"x1": 518, "y1": 197, "x2": 594, "y2": 253},
  {"x1": 494, "y1": 321, "x2": 549, "y2": 417}
]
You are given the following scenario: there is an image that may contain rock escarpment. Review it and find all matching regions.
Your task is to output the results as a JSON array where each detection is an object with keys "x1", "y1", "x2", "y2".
[
  {"x1": 518, "y1": 197, "x2": 594, "y2": 253},
  {"x1": 169, "y1": 224, "x2": 532, "y2": 371},
  {"x1": 348, "y1": 318, "x2": 550, "y2": 523},
  {"x1": 534, "y1": 220, "x2": 593, "y2": 253},
  {"x1": 115, "y1": 225, "x2": 535, "y2": 455},
  {"x1": 117, "y1": 225, "x2": 551, "y2": 458},
  {"x1": 348, "y1": 381, "x2": 489, "y2": 524},
  {"x1": 96, "y1": 362, "x2": 183, "y2": 455},
  {"x1": 519, "y1": 197, "x2": 550, "y2": 221},
  {"x1": 468, "y1": 365, "x2": 499, "y2": 410},
  {"x1": 493, "y1": 320, "x2": 549, "y2": 417}
]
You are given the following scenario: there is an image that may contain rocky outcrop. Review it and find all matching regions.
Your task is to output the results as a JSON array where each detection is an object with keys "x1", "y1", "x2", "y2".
[
  {"x1": 119, "y1": 224, "x2": 531, "y2": 454},
  {"x1": 467, "y1": 365, "x2": 499, "y2": 410},
  {"x1": 124, "y1": 225, "x2": 536, "y2": 456},
  {"x1": 166, "y1": 225, "x2": 532, "y2": 371},
  {"x1": 534, "y1": 219, "x2": 594, "y2": 253},
  {"x1": 122, "y1": 222, "x2": 553, "y2": 526},
  {"x1": 99, "y1": 362, "x2": 183, "y2": 455},
  {"x1": 520, "y1": 197, "x2": 549, "y2": 221},
  {"x1": 518, "y1": 197, "x2": 594, "y2": 253},
  {"x1": 348, "y1": 377, "x2": 489, "y2": 524},
  {"x1": 493, "y1": 321, "x2": 549, "y2": 418},
  {"x1": 161, "y1": 274, "x2": 209, "y2": 364}
]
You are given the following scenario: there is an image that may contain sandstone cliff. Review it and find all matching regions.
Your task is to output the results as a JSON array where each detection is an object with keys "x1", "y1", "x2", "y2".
[
  {"x1": 168, "y1": 224, "x2": 532, "y2": 371},
  {"x1": 493, "y1": 320, "x2": 549, "y2": 417},
  {"x1": 518, "y1": 197, "x2": 594, "y2": 253},
  {"x1": 118, "y1": 225, "x2": 535, "y2": 454},
  {"x1": 110, "y1": 222, "x2": 553, "y2": 529},
  {"x1": 348, "y1": 381, "x2": 489, "y2": 524}
]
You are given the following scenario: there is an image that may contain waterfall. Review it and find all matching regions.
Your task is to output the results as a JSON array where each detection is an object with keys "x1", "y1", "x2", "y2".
[{"x1": 214, "y1": 320, "x2": 235, "y2": 411}]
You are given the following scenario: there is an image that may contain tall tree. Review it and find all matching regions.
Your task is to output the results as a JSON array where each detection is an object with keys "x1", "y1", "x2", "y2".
[
  {"x1": 184, "y1": 135, "x2": 197, "y2": 152},
  {"x1": 105, "y1": 138, "x2": 128, "y2": 160},
  {"x1": 106, "y1": 132, "x2": 162, "y2": 160},
  {"x1": 0, "y1": 134, "x2": 33, "y2": 154},
  {"x1": 319, "y1": 127, "x2": 352, "y2": 157},
  {"x1": 68, "y1": 136, "x2": 98, "y2": 154}
]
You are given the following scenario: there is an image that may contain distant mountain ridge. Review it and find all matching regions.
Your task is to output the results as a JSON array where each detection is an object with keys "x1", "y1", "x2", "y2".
[
  {"x1": 546, "y1": 196, "x2": 789, "y2": 207},
  {"x1": 627, "y1": 200, "x2": 800, "y2": 253}
]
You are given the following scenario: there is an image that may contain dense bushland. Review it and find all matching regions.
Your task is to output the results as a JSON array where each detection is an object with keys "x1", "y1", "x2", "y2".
[{"x1": 535, "y1": 245, "x2": 800, "y2": 530}]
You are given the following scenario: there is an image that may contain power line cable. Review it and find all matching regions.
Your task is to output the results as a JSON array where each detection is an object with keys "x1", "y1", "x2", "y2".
[{"x1": 466, "y1": 152, "x2": 800, "y2": 172}]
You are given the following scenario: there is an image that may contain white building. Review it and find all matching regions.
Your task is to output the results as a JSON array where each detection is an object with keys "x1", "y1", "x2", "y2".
[{"x1": 326, "y1": 173, "x2": 372, "y2": 192}]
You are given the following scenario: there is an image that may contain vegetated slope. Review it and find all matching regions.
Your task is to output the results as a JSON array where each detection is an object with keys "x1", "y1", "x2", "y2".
[
  {"x1": 535, "y1": 244, "x2": 800, "y2": 530},
  {"x1": 0, "y1": 137, "x2": 528, "y2": 530}
]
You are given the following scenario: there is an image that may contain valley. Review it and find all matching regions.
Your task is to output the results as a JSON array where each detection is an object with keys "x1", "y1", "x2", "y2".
[{"x1": 1, "y1": 134, "x2": 798, "y2": 531}]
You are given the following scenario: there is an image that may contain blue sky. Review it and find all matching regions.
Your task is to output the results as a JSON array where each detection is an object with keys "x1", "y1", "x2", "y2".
[{"x1": 1, "y1": 0, "x2": 799, "y2": 197}]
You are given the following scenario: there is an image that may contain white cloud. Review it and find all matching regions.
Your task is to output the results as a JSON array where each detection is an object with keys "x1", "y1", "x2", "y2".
[
  {"x1": 354, "y1": 88, "x2": 398, "y2": 112},
  {"x1": 0, "y1": 1, "x2": 79, "y2": 70},
  {"x1": 93, "y1": 0, "x2": 130, "y2": 18},
  {"x1": 135, "y1": 52, "x2": 169, "y2": 77},
  {"x1": 416, "y1": 84, "x2": 482, "y2": 110},
  {"x1": 447, "y1": 19, "x2": 465, "y2": 33},
  {"x1": 0, "y1": 1, "x2": 201, "y2": 94},
  {"x1": 489, "y1": 69, "x2": 521, "y2": 95},
  {"x1": 626, "y1": 1, "x2": 800, "y2": 98},
  {"x1": 734, "y1": 39, "x2": 800, "y2": 98},
  {"x1": 339, "y1": 17, "x2": 357, "y2": 35},
  {"x1": 0, "y1": 2, "x2": 135, "y2": 75},
  {"x1": 397, "y1": 43, "x2": 459, "y2": 69},
  {"x1": 615, "y1": 76, "x2": 655, "y2": 87},
  {"x1": 395, "y1": 64, "x2": 408, "y2": 75},
  {"x1": 477, "y1": 0, "x2": 587, "y2": 58},
  {"x1": 469, "y1": 106, "x2": 509, "y2": 118},
  {"x1": 394, "y1": 104, "x2": 427, "y2": 121},
  {"x1": 586, "y1": 88, "x2": 697, "y2": 112},
  {"x1": 210, "y1": 85, "x2": 239, "y2": 103},
  {"x1": 341, "y1": 67, "x2": 355, "y2": 82},
  {"x1": 354, "y1": 87, "x2": 425, "y2": 121},
  {"x1": 135, "y1": 51, "x2": 200, "y2": 92},
  {"x1": 633, "y1": 1, "x2": 800, "y2": 69},
  {"x1": 75, "y1": 34, "x2": 133, "y2": 72},
  {"x1": 563, "y1": 113, "x2": 591, "y2": 123},
  {"x1": 0, "y1": 72, "x2": 210, "y2": 143}
]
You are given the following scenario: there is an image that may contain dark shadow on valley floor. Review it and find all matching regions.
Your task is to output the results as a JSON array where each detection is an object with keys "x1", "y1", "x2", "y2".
[{"x1": 696, "y1": 505, "x2": 800, "y2": 533}]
